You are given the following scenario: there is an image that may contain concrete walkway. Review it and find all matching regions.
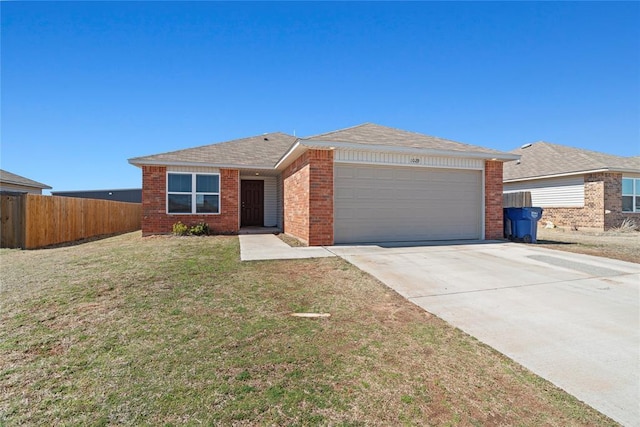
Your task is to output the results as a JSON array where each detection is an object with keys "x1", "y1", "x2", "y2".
[{"x1": 239, "y1": 234, "x2": 335, "y2": 261}]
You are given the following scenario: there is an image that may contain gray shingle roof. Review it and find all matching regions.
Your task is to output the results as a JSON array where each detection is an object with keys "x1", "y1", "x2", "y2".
[
  {"x1": 304, "y1": 123, "x2": 508, "y2": 156},
  {"x1": 0, "y1": 169, "x2": 52, "y2": 189},
  {"x1": 130, "y1": 123, "x2": 515, "y2": 168},
  {"x1": 129, "y1": 132, "x2": 298, "y2": 168},
  {"x1": 503, "y1": 142, "x2": 640, "y2": 181}
]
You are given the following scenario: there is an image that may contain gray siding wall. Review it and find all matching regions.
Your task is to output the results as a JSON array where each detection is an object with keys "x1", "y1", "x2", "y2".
[
  {"x1": 263, "y1": 176, "x2": 278, "y2": 227},
  {"x1": 276, "y1": 174, "x2": 283, "y2": 229}
]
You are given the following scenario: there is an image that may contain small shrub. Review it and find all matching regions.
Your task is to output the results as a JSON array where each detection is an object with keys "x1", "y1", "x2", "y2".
[
  {"x1": 172, "y1": 221, "x2": 189, "y2": 236},
  {"x1": 609, "y1": 218, "x2": 638, "y2": 233},
  {"x1": 189, "y1": 222, "x2": 210, "y2": 236}
]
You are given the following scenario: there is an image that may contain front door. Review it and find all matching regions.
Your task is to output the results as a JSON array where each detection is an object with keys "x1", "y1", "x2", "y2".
[{"x1": 241, "y1": 180, "x2": 264, "y2": 227}]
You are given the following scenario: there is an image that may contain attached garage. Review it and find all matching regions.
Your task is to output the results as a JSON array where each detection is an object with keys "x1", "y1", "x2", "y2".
[{"x1": 334, "y1": 163, "x2": 483, "y2": 244}]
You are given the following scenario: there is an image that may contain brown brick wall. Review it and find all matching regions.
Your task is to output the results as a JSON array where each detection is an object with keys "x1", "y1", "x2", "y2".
[
  {"x1": 484, "y1": 160, "x2": 504, "y2": 240},
  {"x1": 307, "y1": 150, "x2": 334, "y2": 246},
  {"x1": 283, "y1": 153, "x2": 310, "y2": 243},
  {"x1": 538, "y1": 172, "x2": 639, "y2": 230},
  {"x1": 282, "y1": 149, "x2": 334, "y2": 245},
  {"x1": 602, "y1": 173, "x2": 640, "y2": 228},
  {"x1": 141, "y1": 166, "x2": 240, "y2": 235}
]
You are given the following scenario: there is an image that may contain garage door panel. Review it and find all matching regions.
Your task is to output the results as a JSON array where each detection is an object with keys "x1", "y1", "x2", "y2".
[
  {"x1": 376, "y1": 168, "x2": 394, "y2": 179},
  {"x1": 334, "y1": 164, "x2": 482, "y2": 243}
]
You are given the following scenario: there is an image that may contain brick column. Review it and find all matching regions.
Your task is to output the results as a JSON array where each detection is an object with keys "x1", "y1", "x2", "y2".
[
  {"x1": 282, "y1": 149, "x2": 334, "y2": 246},
  {"x1": 220, "y1": 169, "x2": 240, "y2": 233},
  {"x1": 141, "y1": 165, "x2": 167, "y2": 235},
  {"x1": 583, "y1": 173, "x2": 606, "y2": 230},
  {"x1": 307, "y1": 149, "x2": 334, "y2": 246},
  {"x1": 484, "y1": 160, "x2": 504, "y2": 240},
  {"x1": 283, "y1": 153, "x2": 311, "y2": 242}
]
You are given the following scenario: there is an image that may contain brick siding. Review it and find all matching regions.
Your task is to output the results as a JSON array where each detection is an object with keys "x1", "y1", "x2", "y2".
[
  {"x1": 602, "y1": 173, "x2": 640, "y2": 229},
  {"x1": 539, "y1": 172, "x2": 639, "y2": 230},
  {"x1": 282, "y1": 154, "x2": 310, "y2": 242},
  {"x1": 307, "y1": 150, "x2": 334, "y2": 245},
  {"x1": 484, "y1": 160, "x2": 504, "y2": 240},
  {"x1": 141, "y1": 165, "x2": 239, "y2": 235},
  {"x1": 282, "y1": 149, "x2": 334, "y2": 245}
]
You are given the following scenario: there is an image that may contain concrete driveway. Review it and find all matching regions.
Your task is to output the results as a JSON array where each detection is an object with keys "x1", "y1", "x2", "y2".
[{"x1": 328, "y1": 241, "x2": 640, "y2": 426}]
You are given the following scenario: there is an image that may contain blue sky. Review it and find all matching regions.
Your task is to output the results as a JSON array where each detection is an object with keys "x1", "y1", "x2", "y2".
[{"x1": 2, "y1": 1, "x2": 639, "y2": 192}]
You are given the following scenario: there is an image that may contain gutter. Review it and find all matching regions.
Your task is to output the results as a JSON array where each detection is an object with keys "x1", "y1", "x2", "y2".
[{"x1": 128, "y1": 159, "x2": 277, "y2": 170}]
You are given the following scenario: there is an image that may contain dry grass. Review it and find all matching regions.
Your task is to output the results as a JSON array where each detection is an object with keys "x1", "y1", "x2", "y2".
[
  {"x1": 0, "y1": 232, "x2": 617, "y2": 426},
  {"x1": 537, "y1": 227, "x2": 639, "y2": 264},
  {"x1": 276, "y1": 232, "x2": 307, "y2": 247},
  {"x1": 609, "y1": 218, "x2": 639, "y2": 233}
]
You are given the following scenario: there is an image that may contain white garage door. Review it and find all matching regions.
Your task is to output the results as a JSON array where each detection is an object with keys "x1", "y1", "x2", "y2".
[{"x1": 334, "y1": 164, "x2": 483, "y2": 244}]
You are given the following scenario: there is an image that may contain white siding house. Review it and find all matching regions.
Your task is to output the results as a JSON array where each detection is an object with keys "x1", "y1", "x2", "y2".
[{"x1": 503, "y1": 176, "x2": 584, "y2": 207}]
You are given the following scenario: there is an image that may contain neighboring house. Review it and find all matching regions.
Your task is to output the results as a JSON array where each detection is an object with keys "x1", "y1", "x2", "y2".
[
  {"x1": 52, "y1": 189, "x2": 142, "y2": 203},
  {"x1": 503, "y1": 142, "x2": 640, "y2": 230},
  {"x1": 0, "y1": 169, "x2": 52, "y2": 194},
  {"x1": 128, "y1": 123, "x2": 518, "y2": 245}
]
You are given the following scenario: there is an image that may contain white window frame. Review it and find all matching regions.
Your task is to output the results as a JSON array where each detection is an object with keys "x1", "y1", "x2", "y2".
[
  {"x1": 166, "y1": 172, "x2": 220, "y2": 215},
  {"x1": 622, "y1": 177, "x2": 640, "y2": 213}
]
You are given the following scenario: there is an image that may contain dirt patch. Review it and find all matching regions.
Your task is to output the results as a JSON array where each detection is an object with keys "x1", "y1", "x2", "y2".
[{"x1": 536, "y1": 227, "x2": 639, "y2": 264}]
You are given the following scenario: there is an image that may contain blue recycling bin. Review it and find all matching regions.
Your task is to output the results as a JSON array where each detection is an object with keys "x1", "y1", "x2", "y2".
[{"x1": 503, "y1": 207, "x2": 543, "y2": 243}]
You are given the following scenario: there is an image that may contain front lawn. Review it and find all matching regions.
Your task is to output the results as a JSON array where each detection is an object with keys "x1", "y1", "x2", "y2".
[{"x1": 0, "y1": 232, "x2": 616, "y2": 426}]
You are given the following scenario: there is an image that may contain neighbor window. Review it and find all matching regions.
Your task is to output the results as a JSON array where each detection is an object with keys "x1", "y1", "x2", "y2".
[
  {"x1": 167, "y1": 173, "x2": 220, "y2": 214},
  {"x1": 622, "y1": 178, "x2": 640, "y2": 213}
]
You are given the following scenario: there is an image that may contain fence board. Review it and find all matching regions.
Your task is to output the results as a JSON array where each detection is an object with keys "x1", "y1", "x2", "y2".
[
  {"x1": 1, "y1": 193, "x2": 26, "y2": 248},
  {"x1": 11, "y1": 194, "x2": 142, "y2": 249}
]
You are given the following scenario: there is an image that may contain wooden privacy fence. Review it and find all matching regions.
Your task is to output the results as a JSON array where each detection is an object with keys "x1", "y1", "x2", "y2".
[
  {"x1": 503, "y1": 191, "x2": 532, "y2": 208},
  {"x1": 1, "y1": 193, "x2": 141, "y2": 249}
]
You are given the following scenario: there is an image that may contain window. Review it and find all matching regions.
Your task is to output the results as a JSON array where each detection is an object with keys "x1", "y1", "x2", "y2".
[
  {"x1": 622, "y1": 178, "x2": 640, "y2": 213},
  {"x1": 167, "y1": 173, "x2": 220, "y2": 214}
]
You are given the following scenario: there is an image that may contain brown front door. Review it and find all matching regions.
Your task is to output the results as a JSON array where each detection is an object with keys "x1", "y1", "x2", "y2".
[{"x1": 241, "y1": 180, "x2": 264, "y2": 227}]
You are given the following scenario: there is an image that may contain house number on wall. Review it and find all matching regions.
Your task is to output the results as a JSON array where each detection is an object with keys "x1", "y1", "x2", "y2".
[{"x1": 410, "y1": 158, "x2": 420, "y2": 164}]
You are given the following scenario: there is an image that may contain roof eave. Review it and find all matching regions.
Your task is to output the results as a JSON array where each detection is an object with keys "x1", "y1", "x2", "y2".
[
  {"x1": 1, "y1": 179, "x2": 52, "y2": 189},
  {"x1": 128, "y1": 158, "x2": 277, "y2": 170},
  {"x1": 503, "y1": 167, "x2": 640, "y2": 183},
  {"x1": 275, "y1": 140, "x2": 306, "y2": 171}
]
